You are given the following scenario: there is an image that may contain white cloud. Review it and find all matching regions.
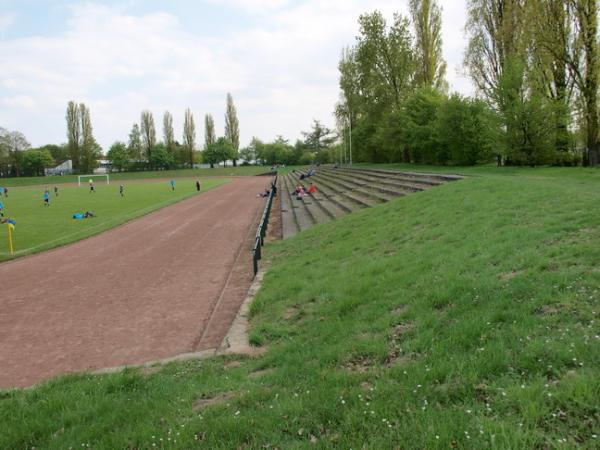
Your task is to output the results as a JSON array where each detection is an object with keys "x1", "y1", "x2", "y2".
[
  {"x1": 0, "y1": 1, "x2": 473, "y2": 150},
  {"x1": 1, "y1": 95, "x2": 35, "y2": 109},
  {"x1": 206, "y1": 0, "x2": 290, "y2": 13},
  {"x1": 0, "y1": 12, "x2": 17, "y2": 33}
]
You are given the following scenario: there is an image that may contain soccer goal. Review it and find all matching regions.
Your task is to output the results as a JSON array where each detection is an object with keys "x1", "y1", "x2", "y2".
[{"x1": 78, "y1": 174, "x2": 110, "y2": 187}]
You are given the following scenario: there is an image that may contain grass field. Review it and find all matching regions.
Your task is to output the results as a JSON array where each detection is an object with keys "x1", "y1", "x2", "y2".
[
  {"x1": 1, "y1": 167, "x2": 599, "y2": 449},
  {"x1": 0, "y1": 165, "x2": 272, "y2": 187},
  {"x1": 0, "y1": 178, "x2": 228, "y2": 261}
]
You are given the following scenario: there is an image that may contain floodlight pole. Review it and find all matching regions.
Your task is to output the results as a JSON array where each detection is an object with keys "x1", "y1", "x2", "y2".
[{"x1": 349, "y1": 113, "x2": 352, "y2": 167}]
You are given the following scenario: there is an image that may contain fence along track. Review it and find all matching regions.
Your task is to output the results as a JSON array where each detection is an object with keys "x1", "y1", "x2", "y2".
[{"x1": 252, "y1": 175, "x2": 277, "y2": 276}]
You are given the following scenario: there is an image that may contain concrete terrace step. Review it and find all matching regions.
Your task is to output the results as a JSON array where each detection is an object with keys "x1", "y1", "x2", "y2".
[
  {"x1": 325, "y1": 168, "x2": 431, "y2": 192},
  {"x1": 287, "y1": 176, "x2": 331, "y2": 226},
  {"x1": 288, "y1": 173, "x2": 347, "y2": 220},
  {"x1": 278, "y1": 166, "x2": 462, "y2": 239},
  {"x1": 283, "y1": 174, "x2": 316, "y2": 232},
  {"x1": 289, "y1": 171, "x2": 360, "y2": 214},
  {"x1": 350, "y1": 167, "x2": 463, "y2": 183},
  {"x1": 311, "y1": 173, "x2": 390, "y2": 205},
  {"x1": 278, "y1": 176, "x2": 300, "y2": 239},
  {"x1": 281, "y1": 175, "x2": 313, "y2": 231},
  {"x1": 314, "y1": 175, "x2": 384, "y2": 209},
  {"x1": 319, "y1": 169, "x2": 416, "y2": 196}
]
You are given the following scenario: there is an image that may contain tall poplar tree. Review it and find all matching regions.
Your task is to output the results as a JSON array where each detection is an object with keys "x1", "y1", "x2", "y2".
[
  {"x1": 163, "y1": 111, "x2": 175, "y2": 155},
  {"x1": 204, "y1": 114, "x2": 217, "y2": 168},
  {"x1": 224, "y1": 93, "x2": 240, "y2": 167},
  {"x1": 529, "y1": 0, "x2": 573, "y2": 154},
  {"x1": 409, "y1": 0, "x2": 447, "y2": 89},
  {"x1": 465, "y1": 0, "x2": 526, "y2": 103},
  {"x1": 79, "y1": 103, "x2": 97, "y2": 174},
  {"x1": 183, "y1": 108, "x2": 196, "y2": 168},
  {"x1": 568, "y1": 0, "x2": 598, "y2": 164},
  {"x1": 66, "y1": 101, "x2": 81, "y2": 170},
  {"x1": 128, "y1": 123, "x2": 143, "y2": 162},
  {"x1": 140, "y1": 110, "x2": 156, "y2": 161}
]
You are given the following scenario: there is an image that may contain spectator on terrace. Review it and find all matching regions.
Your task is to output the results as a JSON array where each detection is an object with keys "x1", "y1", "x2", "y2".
[
  {"x1": 295, "y1": 187, "x2": 307, "y2": 200},
  {"x1": 307, "y1": 183, "x2": 317, "y2": 194}
]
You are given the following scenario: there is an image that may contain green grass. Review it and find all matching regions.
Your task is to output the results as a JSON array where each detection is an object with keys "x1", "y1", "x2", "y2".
[
  {"x1": 1, "y1": 167, "x2": 599, "y2": 449},
  {"x1": 0, "y1": 178, "x2": 228, "y2": 261},
  {"x1": 355, "y1": 161, "x2": 600, "y2": 178},
  {"x1": 0, "y1": 165, "x2": 272, "y2": 187}
]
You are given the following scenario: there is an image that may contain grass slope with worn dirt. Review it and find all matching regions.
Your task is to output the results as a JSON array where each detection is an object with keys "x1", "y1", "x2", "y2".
[{"x1": 0, "y1": 167, "x2": 599, "y2": 449}]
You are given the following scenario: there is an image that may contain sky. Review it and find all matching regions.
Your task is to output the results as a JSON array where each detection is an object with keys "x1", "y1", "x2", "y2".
[{"x1": 0, "y1": 0, "x2": 473, "y2": 150}]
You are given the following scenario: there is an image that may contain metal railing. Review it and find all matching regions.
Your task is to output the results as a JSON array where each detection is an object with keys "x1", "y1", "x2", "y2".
[{"x1": 253, "y1": 175, "x2": 277, "y2": 276}]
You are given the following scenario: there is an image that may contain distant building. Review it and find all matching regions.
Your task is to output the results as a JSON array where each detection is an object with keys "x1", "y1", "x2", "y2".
[
  {"x1": 94, "y1": 160, "x2": 111, "y2": 174},
  {"x1": 45, "y1": 160, "x2": 73, "y2": 176}
]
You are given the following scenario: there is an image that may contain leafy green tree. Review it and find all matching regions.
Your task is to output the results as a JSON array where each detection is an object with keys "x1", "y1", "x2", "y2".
[
  {"x1": 203, "y1": 143, "x2": 220, "y2": 168},
  {"x1": 183, "y1": 108, "x2": 196, "y2": 168},
  {"x1": 567, "y1": 0, "x2": 598, "y2": 164},
  {"x1": 79, "y1": 103, "x2": 98, "y2": 174},
  {"x1": 529, "y1": 0, "x2": 573, "y2": 155},
  {"x1": 149, "y1": 143, "x2": 174, "y2": 170},
  {"x1": 66, "y1": 101, "x2": 80, "y2": 170},
  {"x1": 127, "y1": 123, "x2": 143, "y2": 162},
  {"x1": 140, "y1": 110, "x2": 156, "y2": 161},
  {"x1": 163, "y1": 111, "x2": 175, "y2": 155},
  {"x1": 409, "y1": 0, "x2": 447, "y2": 89},
  {"x1": 21, "y1": 149, "x2": 54, "y2": 176},
  {"x1": 204, "y1": 114, "x2": 216, "y2": 151},
  {"x1": 0, "y1": 127, "x2": 9, "y2": 176},
  {"x1": 205, "y1": 137, "x2": 234, "y2": 167},
  {"x1": 337, "y1": 11, "x2": 416, "y2": 164},
  {"x1": 107, "y1": 141, "x2": 129, "y2": 172},
  {"x1": 302, "y1": 120, "x2": 336, "y2": 152},
  {"x1": 224, "y1": 93, "x2": 240, "y2": 166},
  {"x1": 35, "y1": 144, "x2": 68, "y2": 163},
  {"x1": 401, "y1": 87, "x2": 445, "y2": 163},
  {"x1": 0, "y1": 129, "x2": 31, "y2": 176},
  {"x1": 436, "y1": 94, "x2": 499, "y2": 165}
]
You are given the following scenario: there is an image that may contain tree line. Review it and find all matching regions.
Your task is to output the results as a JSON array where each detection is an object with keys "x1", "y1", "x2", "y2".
[
  {"x1": 0, "y1": 127, "x2": 60, "y2": 177},
  {"x1": 336, "y1": 0, "x2": 598, "y2": 166},
  {"x1": 107, "y1": 93, "x2": 241, "y2": 172}
]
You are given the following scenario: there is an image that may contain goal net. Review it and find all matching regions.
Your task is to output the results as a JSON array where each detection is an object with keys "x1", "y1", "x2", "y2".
[{"x1": 78, "y1": 174, "x2": 110, "y2": 187}]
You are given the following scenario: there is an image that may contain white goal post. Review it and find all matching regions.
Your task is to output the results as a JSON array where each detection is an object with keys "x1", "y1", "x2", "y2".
[{"x1": 78, "y1": 174, "x2": 110, "y2": 187}]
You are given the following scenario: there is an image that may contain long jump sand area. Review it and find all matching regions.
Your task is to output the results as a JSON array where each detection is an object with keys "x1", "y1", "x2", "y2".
[{"x1": 0, "y1": 176, "x2": 269, "y2": 388}]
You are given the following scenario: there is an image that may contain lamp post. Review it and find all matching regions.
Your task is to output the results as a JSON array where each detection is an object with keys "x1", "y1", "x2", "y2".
[{"x1": 349, "y1": 112, "x2": 352, "y2": 167}]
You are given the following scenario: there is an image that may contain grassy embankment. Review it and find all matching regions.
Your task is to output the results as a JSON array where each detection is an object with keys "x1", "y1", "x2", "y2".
[
  {"x1": 1, "y1": 167, "x2": 599, "y2": 448},
  {"x1": 0, "y1": 166, "x2": 271, "y2": 187},
  {"x1": 0, "y1": 178, "x2": 228, "y2": 261}
]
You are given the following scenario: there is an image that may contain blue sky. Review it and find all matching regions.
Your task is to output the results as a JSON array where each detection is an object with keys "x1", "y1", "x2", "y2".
[{"x1": 0, "y1": 0, "x2": 472, "y2": 150}]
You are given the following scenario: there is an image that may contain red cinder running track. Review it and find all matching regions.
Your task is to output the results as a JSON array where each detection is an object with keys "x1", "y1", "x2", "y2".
[{"x1": 0, "y1": 177, "x2": 268, "y2": 388}]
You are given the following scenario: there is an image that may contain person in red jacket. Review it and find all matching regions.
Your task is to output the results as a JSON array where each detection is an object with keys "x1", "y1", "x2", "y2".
[{"x1": 307, "y1": 183, "x2": 317, "y2": 194}]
